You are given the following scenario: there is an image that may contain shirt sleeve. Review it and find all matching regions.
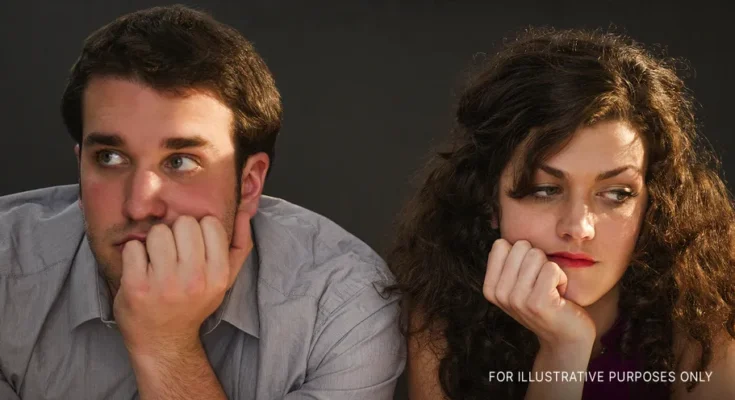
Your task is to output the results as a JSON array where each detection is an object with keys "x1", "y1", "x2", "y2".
[
  {"x1": 0, "y1": 370, "x2": 21, "y2": 400},
  {"x1": 282, "y1": 283, "x2": 406, "y2": 400}
]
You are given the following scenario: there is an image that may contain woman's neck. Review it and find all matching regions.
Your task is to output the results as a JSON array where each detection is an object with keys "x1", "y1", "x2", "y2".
[{"x1": 584, "y1": 283, "x2": 621, "y2": 357}]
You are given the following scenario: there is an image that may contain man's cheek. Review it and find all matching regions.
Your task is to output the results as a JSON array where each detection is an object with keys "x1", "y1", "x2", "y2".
[
  {"x1": 83, "y1": 184, "x2": 122, "y2": 223},
  {"x1": 82, "y1": 173, "x2": 114, "y2": 197},
  {"x1": 162, "y1": 188, "x2": 226, "y2": 220}
]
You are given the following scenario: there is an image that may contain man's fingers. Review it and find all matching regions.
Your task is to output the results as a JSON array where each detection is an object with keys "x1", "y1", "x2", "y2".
[
  {"x1": 172, "y1": 216, "x2": 205, "y2": 281},
  {"x1": 200, "y1": 216, "x2": 230, "y2": 290},
  {"x1": 121, "y1": 240, "x2": 149, "y2": 288},
  {"x1": 146, "y1": 224, "x2": 177, "y2": 281}
]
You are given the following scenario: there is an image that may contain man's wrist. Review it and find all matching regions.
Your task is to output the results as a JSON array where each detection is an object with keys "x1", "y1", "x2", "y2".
[
  {"x1": 127, "y1": 336, "x2": 205, "y2": 371},
  {"x1": 123, "y1": 329, "x2": 201, "y2": 356},
  {"x1": 127, "y1": 337, "x2": 227, "y2": 400}
]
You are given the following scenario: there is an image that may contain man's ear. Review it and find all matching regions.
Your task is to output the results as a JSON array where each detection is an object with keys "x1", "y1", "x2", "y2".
[
  {"x1": 238, "y1": 152, "x2": 270, "y2": 218},
  {"x1": 74, "y1": 144, "x2": 81, "y2": 165}
]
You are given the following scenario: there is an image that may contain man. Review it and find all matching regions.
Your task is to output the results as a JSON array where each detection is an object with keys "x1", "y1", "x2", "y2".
[{"x1": 0, "y1": 5, "x2": 404, "y2": 399}]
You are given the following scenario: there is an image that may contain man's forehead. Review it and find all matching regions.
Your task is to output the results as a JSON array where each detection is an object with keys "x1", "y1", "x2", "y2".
[
  {"x1": 81, "y1": 80, "x2": 235, "y2": 151},
  {"x1": 83, "y1": 77, "x2": 232, "y2": 119}
]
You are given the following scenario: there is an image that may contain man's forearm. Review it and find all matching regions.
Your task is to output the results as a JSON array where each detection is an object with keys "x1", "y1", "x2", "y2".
[{"x1": 128, "y1": 341, "x2": 227, "y2": 400}]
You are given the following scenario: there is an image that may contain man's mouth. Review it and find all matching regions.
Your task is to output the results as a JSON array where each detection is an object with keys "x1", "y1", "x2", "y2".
[{"x1": 115, "y1": 235, "x2": 147, "y2": 252}]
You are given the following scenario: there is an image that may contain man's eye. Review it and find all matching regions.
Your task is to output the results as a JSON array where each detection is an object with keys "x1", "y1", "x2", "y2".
[
  {"x1": 96, "y1": 150, "x2": 125, "y2": 166},
  {"x1": 167, "y1": 155, "x2": 199, "y2": 172}
]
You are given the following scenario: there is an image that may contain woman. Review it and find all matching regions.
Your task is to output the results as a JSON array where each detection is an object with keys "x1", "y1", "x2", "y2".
[{"x1": 388, "y1": 28, "x2": 735, "y2": 399}]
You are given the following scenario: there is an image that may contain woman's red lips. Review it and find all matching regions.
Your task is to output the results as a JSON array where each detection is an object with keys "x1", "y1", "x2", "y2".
[{"x1": 547, "y1": 252, "x2": 596, "y2": 268}]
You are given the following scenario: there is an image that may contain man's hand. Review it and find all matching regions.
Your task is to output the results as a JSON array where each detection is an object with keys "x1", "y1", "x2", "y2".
[{"x1": 114, "y1": 208, "x2": 252, "y2": 357}]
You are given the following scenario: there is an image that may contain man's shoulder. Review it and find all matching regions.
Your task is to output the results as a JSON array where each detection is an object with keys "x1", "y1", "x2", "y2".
[
  {"x1": 0, "y1": 185, "x2": 84, "y2": 276},
  {"x1": 253, "y1": 195, "x2": 394, "y2": 313}
]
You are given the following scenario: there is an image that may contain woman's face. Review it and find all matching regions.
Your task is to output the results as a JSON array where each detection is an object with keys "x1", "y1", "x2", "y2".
[{"x1": 496, "y1": 120, "x2": 648, "y2": 307}]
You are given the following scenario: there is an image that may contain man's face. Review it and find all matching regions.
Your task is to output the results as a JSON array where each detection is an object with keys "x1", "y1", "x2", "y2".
[{"x1": 78, "y1": 77, "x2": 240, "y2": 288}]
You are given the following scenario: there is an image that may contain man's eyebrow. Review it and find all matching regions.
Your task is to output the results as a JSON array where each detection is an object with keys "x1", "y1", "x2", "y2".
[
  {"x1": 83, "y1": 132, "x2": 123, "y2": 147},
  {"x1": 83, "y1": 133, "x2": 214, "y2": 151},
  {"x1": 539, "y1": 164, "x2": 642, "y2": 181},
  {"x1": 161, "y1": 136, "x2": 214, "y2": 151}
]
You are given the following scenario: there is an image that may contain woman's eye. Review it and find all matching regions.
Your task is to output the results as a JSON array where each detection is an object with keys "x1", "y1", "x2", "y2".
[
  {"x1": 532, "y1": 186, "x2": 561, "y2": 198},
  {"x1": 602, "y1": 189, "x2": 634, "y2": 203}
]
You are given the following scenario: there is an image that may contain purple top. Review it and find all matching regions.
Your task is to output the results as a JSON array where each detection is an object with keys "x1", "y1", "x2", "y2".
[{"x1": 582, "y1": 319, "x2": 670, "y2": 399}]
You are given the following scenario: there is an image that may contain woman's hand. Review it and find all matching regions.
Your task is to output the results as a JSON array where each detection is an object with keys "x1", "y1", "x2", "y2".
[{"x1": 482, "y1": 238, "x2": 596, "y2": 349}]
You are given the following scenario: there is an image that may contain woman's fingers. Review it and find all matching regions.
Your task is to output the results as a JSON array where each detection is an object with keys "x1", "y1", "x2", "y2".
[
  {"x1": 509, "y1": 248, "x2": 547, "y2": 312},
  {"x1": 494, "y1": 240, "x2": 532, "y2": 307},
  {"x1": 483, "y1": 238, "x2": 511, "y2": 305}
]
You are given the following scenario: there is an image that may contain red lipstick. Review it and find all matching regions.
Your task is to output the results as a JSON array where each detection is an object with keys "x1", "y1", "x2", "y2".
[{"x1": 547, "y1": 252, "x2": 596, "y2": 268}]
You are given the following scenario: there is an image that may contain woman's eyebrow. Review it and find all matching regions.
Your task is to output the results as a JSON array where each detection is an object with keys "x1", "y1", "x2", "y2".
[{"x1": 539, "y1": 164, "x2": 642, "y2": 181}]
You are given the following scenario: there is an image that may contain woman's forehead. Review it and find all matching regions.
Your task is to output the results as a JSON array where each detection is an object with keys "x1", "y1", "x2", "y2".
[{"x1": 502, "y1": 121, "x2": 647, "y2": 182}]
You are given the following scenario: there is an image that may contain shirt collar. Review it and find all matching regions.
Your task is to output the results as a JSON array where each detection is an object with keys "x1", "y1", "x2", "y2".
[
  {"x1": 201, "y1": 241, "x2": 260, "y2": 339},
  {"x1": 67, "y1": 235, "x2": 114, "y2": 330},
  {"x1": 68, "y1": 233, "x2": 261, "y2": 340}
]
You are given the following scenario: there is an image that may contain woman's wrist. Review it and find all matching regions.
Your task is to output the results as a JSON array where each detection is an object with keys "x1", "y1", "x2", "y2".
[{"x1": 536, "y1": 336, "x2": 595, "y2": 371}]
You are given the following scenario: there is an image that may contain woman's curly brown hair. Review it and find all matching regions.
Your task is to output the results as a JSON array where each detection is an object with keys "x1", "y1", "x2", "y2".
[{"x1": 387, "y1": 27, "x2": 735, "y2": 399}]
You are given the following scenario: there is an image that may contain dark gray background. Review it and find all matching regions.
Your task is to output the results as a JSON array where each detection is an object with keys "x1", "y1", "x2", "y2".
[{"x1": 1, "y1": 1, "x2": 732, "y2": 398}]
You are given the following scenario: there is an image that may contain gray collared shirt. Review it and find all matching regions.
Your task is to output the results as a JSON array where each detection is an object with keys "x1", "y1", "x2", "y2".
[{"x1": 0, "y1": 185, "x2": 405, "y2": 399}]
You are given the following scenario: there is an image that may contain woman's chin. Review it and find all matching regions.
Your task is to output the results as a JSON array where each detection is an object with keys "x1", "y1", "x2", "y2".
[
  {"x1": 561, "y1": 285, "x2": 599, "y2": 307},
  {"x1": 562, "y1": 278, "x2": 621, "y2": 309}
]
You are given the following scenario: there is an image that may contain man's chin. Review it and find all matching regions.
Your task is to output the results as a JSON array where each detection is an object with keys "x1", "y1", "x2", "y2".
[{"x1": 88, "y1": 247, "x2": 122, "y2": 289}]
